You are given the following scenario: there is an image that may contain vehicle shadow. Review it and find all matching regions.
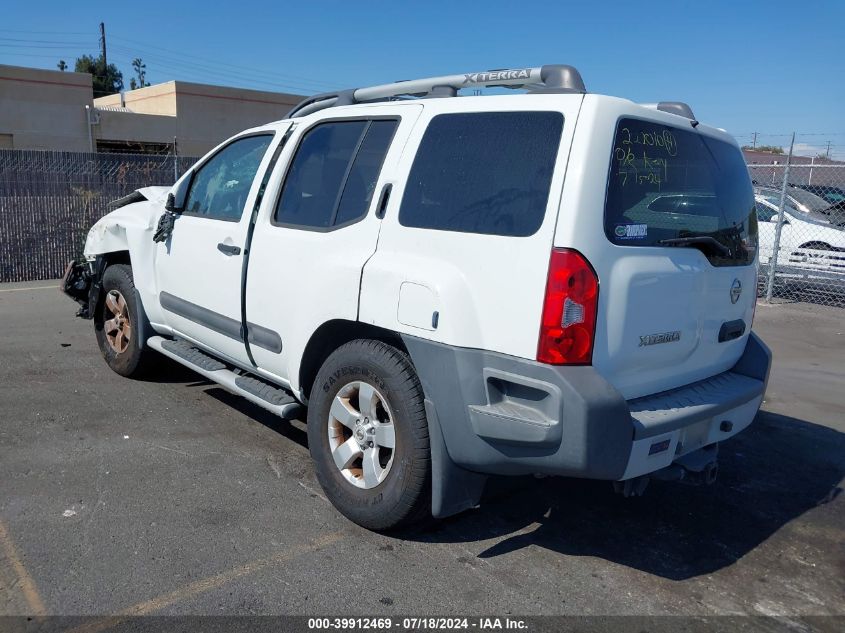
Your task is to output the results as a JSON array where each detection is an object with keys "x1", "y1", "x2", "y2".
[
  {"x1": 141, "y1": 355, "x2": 214, "y2": 385},
  {"x1": 140, "y1": 358, "x2": 844, "y2": 581},
  {"x1": 408, "y1": 410, "x2": 844, "y2": 580},
  {"x1": 203, "y1": 386, "x2": 309, "y2": 450}
]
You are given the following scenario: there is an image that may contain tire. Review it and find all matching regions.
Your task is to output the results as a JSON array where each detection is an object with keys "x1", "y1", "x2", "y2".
[
  {"x1": 94, "y1": 264, "x2": 156, "y2": 378},
  {"x1": 307, "y1": 339, "x2": 431, "y2": 531}
]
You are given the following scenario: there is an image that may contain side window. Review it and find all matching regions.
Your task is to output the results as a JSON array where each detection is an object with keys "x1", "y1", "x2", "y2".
[
  {"x1": 275, "y1": 119, "x2": 398, "y2": 229},
  {"x1": 756, "y1": 202, "x2": 778, "y2": 222},
  {"x1": 184, "y1": 134, "x2": 273, "y2": 221},
  {"x1": 398, "y1": 111, "x2": 564, "y2": 237}
]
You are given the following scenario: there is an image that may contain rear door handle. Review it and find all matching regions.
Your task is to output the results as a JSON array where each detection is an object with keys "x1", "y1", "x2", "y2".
[
  {"x1": 217, "y1": 243, "x2": 241, "y2": 256},
  {"x1": 375, "y1": 183, "x2": 393, "y2": 219}
]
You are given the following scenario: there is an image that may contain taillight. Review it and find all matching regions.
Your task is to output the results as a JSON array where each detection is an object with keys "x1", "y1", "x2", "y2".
[{"x1": 537, "y1": 249, "x2": 599, "y2": 365}]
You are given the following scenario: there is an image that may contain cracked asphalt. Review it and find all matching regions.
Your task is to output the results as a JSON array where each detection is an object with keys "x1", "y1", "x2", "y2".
[{"x1": 0, "y1": 281, "x2": 842, "y2": 622}]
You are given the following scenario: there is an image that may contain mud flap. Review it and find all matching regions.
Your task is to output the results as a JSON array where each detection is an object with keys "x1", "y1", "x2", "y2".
[{"x1": 425, "y1": 399, "x2": 487, "y2": 518}]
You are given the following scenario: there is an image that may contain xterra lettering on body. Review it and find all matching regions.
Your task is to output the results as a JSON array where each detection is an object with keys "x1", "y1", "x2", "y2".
[
  {"x1": 639, "y1": 331, "x2": 681, "y2": 347},
  {"x1": 463, "y1": 69, "x2": 532, "y2": 84}
]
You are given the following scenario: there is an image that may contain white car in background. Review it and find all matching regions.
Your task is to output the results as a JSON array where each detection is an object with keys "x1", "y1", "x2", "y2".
[{"x1": 755, "y1": 194, "x2": 845, "y2": 277}]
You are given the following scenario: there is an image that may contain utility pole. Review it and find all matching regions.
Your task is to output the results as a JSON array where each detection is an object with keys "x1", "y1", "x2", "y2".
[
  {"x1": 752, "y1": 132, "x2": 757, "y2": 149},
  {"x1": 99, "y1": 22, "x2": 107, "y2": 66}
]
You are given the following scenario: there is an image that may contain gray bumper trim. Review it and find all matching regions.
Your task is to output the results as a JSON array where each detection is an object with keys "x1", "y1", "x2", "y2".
[
  {"x1": 402, "y1": 331, "x2": 771, "y2": 519},
  {"x1": 628, "y1": 371, "x2": 764, "y2": 440}
]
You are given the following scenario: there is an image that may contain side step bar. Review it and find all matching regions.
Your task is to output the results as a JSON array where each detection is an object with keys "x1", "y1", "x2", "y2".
[{"x1": 148, "y1": 336, "x2": 300, "y2": 419}]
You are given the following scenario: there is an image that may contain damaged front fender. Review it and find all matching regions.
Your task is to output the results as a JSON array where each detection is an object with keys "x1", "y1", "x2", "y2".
[{"x1": 63, "y1": 186, "x2": 168, "y2": 318}]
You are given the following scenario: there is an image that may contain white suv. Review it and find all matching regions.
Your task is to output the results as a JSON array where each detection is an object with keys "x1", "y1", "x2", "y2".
[{"x1": 63, "y1": 65, "x2": 771, "y2": 530}]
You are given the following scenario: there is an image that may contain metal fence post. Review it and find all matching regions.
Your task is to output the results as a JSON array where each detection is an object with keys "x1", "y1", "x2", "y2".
[
  {"x1": 765, "y1": 132, "x2": 795, "y2": 302},
  {"x1": 173, "y1": 136, "x2": 178, "y2": 182}
]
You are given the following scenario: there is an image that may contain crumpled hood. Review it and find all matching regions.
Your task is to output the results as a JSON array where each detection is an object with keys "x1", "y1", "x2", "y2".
[
  {"x1": 84, "y1": 189, "x2": 167, "y2": 259},
  {"x1": 136, "y1": 186, "x2": 170, "y2": 203}
]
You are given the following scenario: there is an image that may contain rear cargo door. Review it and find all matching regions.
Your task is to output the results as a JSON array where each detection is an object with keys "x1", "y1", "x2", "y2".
[{"x1": 561, "y1": 107, "x2": 759, "y2": 400}]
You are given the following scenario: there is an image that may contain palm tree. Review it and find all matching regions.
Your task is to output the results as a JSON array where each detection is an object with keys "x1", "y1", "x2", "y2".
[
  {"x1": 57, "y1": 60, "x2": 67, "y2": 72},
  {"x1": 132, "y1": 58, "x2": 147, "y2": 89}
]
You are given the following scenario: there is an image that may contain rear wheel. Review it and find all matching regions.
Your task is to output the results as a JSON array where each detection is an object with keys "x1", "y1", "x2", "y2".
[
  {"x1": 94, "y1": 264, "x2": 156, "y2": 377},
  {"x1": 307, "y1": 339, "x2": 431, "y2": 531}
]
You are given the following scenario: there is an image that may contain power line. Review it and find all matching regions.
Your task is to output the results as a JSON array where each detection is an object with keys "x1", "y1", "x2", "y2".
[
  {"x1": 108, "y1": 45, "x2": 330, "y2": 94},
  {"x1": 108, "y1": 34, "x2": 337, "y2": 90},
  {"x1": 734, "y1": 131, "x2": 845, "y2": 137},
  {"x1": 108, "y1": 44, "x2": 332, "y2": 88},
  {"x1": 0, "y1": 37, "x2": 93, "y2": 45},
  {"x1": 0, "y1": 28, "x2": 91, "y2": 35},
  {"x1": 0, "y1": 43, "x2": 93, "y2": 49},
  {"x1": 108, "y1": 54, "x2": 320, "y2": 94}
]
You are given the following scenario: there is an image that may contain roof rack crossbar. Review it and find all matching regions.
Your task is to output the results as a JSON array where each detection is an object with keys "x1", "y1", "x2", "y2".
[{"x1": 287, "y1": 64, "x2": 586, "y2": 118}]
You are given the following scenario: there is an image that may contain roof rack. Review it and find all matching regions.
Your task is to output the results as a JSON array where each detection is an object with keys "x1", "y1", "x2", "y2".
[{"x1": 287, "y1": 64, "x2": 586, "y2": 118}]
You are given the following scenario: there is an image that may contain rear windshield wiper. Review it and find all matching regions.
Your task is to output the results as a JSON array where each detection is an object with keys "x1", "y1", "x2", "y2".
[{"x1": 658, "y1": 236, "x2": 732, "y2": 258}]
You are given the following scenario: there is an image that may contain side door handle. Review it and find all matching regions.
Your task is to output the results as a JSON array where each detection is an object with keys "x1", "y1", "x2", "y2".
[
  {"x1": 375, "y1": 183, "x2": 393, "y2": 219},
  {"x1": 217, "y1": 243, "x2": 242, "y2": 256}
]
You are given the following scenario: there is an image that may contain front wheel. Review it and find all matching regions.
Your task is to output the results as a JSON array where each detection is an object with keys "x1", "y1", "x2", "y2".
[
  {"x1": 94, "y1": 264, "x2": 156, "y2": 377},
  {"x1": 307, "y1": 339, "x2": 431, "y2": 531}
]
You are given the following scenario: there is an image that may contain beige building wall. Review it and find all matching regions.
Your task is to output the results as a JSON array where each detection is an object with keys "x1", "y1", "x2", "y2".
[
  {"x1": 171, "y1": 82, "x2": 300, "y2": 156},
  {"x1": 2, "y1": 64, "x2": 304, "y2": 156},
  {"x1": 94, "y1": 110, "x2": 177, "y2": 148},
  {"x1": 0, "y1": 64, "x2": 93, "y2": 151},
  {"x1": 92, "y1": 81, "x2": 301, "y2": 156},
  {"x1": 119, "y1": 82, "x2": 180, "y2": 116}
]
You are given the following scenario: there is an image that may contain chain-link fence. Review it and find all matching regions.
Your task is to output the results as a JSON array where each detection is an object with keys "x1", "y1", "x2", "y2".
[
  {"x1": 748, "y1": 148, "x2": 845, "y2": 308},
  {"x1": 2, "y1": 143, "x2": 845, "y2": 309},
  {"x1": 0, "y1": 149, "x2": 197, "y2": 282}
]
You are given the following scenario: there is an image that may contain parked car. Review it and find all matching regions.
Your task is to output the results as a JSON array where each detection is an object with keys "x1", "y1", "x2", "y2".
[
  {"x1": 756, "y1": 187, "x2": 845, "y2": 227},
  {"x1": 791, "y1": 183, "x2": 845, "y2": 206},
  {"x1": 62, "y1": 64, "x2": 771, "y2": 530},
  {"x1": 757, "y1": 185, "x2": 832, "y2": 214},
  {"x1": 755, "y1": 194, "x2": 845, "y2": 276}
]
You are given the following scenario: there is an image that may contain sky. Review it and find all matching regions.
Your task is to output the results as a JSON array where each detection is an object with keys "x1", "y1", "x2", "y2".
[{"x1": 3, "y1": 0, "x2": 844, "y2": 158}]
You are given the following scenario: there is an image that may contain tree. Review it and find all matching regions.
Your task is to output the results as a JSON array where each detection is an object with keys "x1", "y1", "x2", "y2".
[
  {"x1": 74, "y1": 54, "x2": 123, "y2": 98},
  {"x1": 130, "y1": 58, "x2": 148, "y2": 91},
  {"x1": 741, "y1": 144, "x2": 783, "y2": 154},
  {"x1": 57, "y1": 60, "x2": 67, "y2": 72}
]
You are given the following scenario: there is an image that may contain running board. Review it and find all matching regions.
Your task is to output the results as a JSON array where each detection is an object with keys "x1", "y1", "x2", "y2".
[{"x1": 147, "y1": 336, "x2": 300, "y2": 419}]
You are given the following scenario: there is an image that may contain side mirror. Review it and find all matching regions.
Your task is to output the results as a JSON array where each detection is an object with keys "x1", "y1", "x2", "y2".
[{"x1": 165, "y1": 173, "x2": 192, "y2": 213}]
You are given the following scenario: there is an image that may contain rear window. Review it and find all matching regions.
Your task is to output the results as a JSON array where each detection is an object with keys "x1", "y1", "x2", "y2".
[
  {"x1": 399, "y1": 111, "x2": 563, "y2": 237},
  {"x1": 605, "y1": 118, "x2": 756, "y2": 266}
]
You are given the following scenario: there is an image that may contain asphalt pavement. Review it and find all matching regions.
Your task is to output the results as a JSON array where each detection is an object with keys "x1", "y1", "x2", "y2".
[{"x1": 0, "y1": 281, "x2": 842, "y2": 620}]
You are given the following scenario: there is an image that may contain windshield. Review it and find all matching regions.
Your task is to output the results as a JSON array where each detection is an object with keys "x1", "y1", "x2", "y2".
[
  {"x1": 604, "y1": 118, "x2": 756, "y2": 266},
  {"x1": 758, "y1": 190, "x2": 803, "y2": 216}
]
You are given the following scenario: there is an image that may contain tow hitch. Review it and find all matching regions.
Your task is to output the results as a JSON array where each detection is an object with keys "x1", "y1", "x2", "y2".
[{"x1": 614, "y1": 444, "x2": 719, "y2": 497}]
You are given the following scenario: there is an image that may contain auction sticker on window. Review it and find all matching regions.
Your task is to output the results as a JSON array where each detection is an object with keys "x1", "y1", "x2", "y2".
[{"x1": 614, "y1": 224, "x2": 647, "y2": 240}]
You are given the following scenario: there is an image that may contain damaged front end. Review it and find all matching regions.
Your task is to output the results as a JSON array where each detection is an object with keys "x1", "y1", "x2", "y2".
[
  {"x1": 61, "y1": 257, "x2": 107, "y2": 319},
  {"x1": 61, "y1": 186, "x2": 165, "y2": 319}
]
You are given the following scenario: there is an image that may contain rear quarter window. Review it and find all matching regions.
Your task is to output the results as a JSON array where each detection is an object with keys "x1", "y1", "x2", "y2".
[
  {"x1": 604, "y1": 118, "x2": 757, "y2": 266},
  {"x1": 399, "y1": 111, "x2": 563, "y2": 237}
]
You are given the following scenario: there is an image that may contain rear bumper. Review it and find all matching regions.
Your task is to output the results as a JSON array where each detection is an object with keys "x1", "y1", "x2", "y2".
[{"x1": 402, "y1": 332, "x2": 771, "y2": 517}]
